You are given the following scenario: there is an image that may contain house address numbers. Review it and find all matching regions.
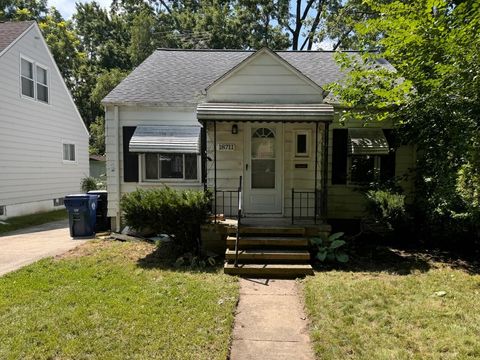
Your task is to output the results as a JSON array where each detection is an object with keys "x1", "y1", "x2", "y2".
[{"x1": 217, "y1": 143, "x2": 236, "y2": 151}]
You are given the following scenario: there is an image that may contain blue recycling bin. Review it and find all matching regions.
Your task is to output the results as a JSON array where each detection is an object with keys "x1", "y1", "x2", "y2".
[{"x1": 64, "y1": 194, "x2": 98, "y2": 237}]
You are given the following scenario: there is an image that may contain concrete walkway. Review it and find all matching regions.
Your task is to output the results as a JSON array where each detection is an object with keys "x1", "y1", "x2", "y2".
[
  {"x1": 0, "y1": 220, "x2": 87, "y2": 276},
  {"x1": 230, "y1": 278, "x2": 315, "y2": 360}
]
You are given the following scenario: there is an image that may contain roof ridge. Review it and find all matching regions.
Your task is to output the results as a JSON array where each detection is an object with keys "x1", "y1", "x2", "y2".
[
  {"x1": 156, "y1": 48, "x2": 255, "y2": 52},
  {"x1": 155, "y1": 48, "x2": 368, "y2": 53}
]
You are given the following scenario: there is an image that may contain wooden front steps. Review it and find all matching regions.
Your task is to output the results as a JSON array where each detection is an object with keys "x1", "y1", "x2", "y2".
[
  {"x1": 224, "y1": 263, "x2": 313, "y2": 277},
  {"x1": 224, "y1": 226, "x2": 314, "y2": 278}
]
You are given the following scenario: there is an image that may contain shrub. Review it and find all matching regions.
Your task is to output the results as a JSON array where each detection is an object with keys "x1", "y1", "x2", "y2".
[
  {"x1": 120, "y1": 188, "x2": 211, "y2": 252},
  {"x1": 310, "y1": 232, "x2": 349, "y2": 263},
  {"x1": 364, "y1": 189, "x2": 408, "y2": 234},
  {"x1": 81, "y1": 177, "x2": 98, "y2": 192},
  {"x1": 81, "y1": 176, "x2": 106, "y2": 193}
]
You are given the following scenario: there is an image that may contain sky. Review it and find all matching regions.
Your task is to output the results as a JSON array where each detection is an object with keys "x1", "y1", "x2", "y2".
[{"x1": 49, "y1": 0, "x2": 111, "y2": 19}]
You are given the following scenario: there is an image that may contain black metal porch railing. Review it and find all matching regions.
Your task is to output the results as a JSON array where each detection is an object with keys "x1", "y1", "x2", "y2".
[
  {"x1": 291, "y1": 188, "x2": 321, "y2": 224},
  {"x1": 214, "y1": 189, "x2": 241, "y2": 218},
  {"x1": 234, "y1": 176, "x2": 242, "y2": 267}
]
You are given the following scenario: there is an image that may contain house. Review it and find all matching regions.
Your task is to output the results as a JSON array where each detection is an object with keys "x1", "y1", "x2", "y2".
[
  {"x1": 102, "y1": 48, "x2": 415, "y2": 232},
  {"x1": 0, "y1": 21, "x2": 89, "y2": 219},
  {"x1": 89, "y1": 154, "x2": 106, "y2": 179}
]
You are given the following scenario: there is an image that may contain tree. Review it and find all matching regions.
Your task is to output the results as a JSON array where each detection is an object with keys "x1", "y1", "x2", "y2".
[
  {"x1": 128, "y1": 9, "x2": 157, "y2": 66},
  {"x1": 89, "y1": 69, "x2": 128, "y2": 155},
  {"x1": 39, "y1": 8, "x2": 85, "y2": 90},
  {"x1": 329, "y1": 0, "x2": 480, "y2": 242},
  {"x1": 0, "y1": 0, "x2": 47, "y2": 20}
]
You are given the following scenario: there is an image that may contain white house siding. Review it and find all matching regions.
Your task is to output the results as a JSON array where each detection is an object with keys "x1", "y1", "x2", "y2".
[
  {"x1": 104, "y1": 105, "x2": 203, "y2": 228},
  {"x1": 207, "y1": 52, "x2": 323, "y2": 104},
  {"x1": 326, "y1": 117, "x2": 416, "y2": 219},
  {"x1": 0, "y1": 25, "x2": 88, "y2": 219}
]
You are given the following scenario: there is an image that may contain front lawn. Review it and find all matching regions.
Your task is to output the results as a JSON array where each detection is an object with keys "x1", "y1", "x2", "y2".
[
  {"x1": 0, "y1": 241, "x2": 238, "y2": 359},
  {"x1": 0, "y1": 209, "x2": 68, "y2": 235},
  {"x1": 303, "y1": 248, "x2": 480, "y2": 359}
]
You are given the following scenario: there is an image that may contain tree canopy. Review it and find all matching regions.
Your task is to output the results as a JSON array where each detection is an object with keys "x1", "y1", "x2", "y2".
[{"x1": 329, "y1": 0, "x2": 480, "y2": 242}]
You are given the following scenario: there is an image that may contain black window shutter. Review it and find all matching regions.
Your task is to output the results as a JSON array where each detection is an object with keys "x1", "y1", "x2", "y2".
[
  {"x1": 380, "y1": 129, "x2": 396, "y2": 181},
  {"x1": 123, "y1": 127, "x2": 139, "y2": 182},
  {"x1": 332, "y1": 129, "x2": 348, "y2": 185}
]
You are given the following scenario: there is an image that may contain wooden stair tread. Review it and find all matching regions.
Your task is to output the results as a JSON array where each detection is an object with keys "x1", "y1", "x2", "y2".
[
  {"x1": 232, "y1": 227, "x2": 306, "y2": 235},
  {"x1": 225, "y1": 249, "x2": 310, "y2": 261},
  {"x1": 226, "y1": 236, "x2": 307, "y2": 241},
  {"x1": 225, "y1": 249, "x2": 309, "y2": 255},
  {"x1": 224, "y1": 263, "x2": 314, "y2": 278},
  {"x1": 226, "y1": 236, "x2": 309, "y2": 248}
]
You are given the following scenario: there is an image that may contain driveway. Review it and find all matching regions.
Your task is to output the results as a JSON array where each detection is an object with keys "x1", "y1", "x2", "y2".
[{"x1": 0, "y1": 220, "x2": 88, "y2": 276}]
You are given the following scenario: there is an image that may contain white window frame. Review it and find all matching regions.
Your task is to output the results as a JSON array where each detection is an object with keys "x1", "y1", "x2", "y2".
[
  {"x1": 62, "y1": 141, "x2": 77, "y2": 164},
  {"x1": 141, "y1": 153, "x2": 201, "y2": 183},
  {"x1": 294, "y1": 130, "x2": 310, "y2": 157},
  {"x1": 347, "y1": 155, "x2": 381, "y2": 185},
  {"x1": 35, "y1": 63, "x2": 49, "y2": 103},
  {"x1": 19, "y1": 54, "x2": 50, "y2": 104}
]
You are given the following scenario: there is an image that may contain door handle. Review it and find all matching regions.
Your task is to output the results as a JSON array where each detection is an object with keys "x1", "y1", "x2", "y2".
[{"x1": 246, "y1": 163, "x2": 249, "y2": 171}]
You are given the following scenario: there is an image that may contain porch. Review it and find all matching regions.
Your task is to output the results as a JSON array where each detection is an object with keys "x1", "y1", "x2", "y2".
[
  {"x1": 197, "y1": 103, "x2": 334, "y2": 224},
  {"x1": 197, "y1": 102, "x2": 334, "y2": 277}
]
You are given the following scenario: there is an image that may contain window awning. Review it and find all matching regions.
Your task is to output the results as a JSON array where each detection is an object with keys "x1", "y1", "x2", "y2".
[
  {"x1": 348, "y1": 128, "x2": 389, "y2": 155},
  {"x1": 129, "y1": 125, "x2": 201, "y2": 153},
  {"x1": 196, "y1": 103, "x2": 334, "y2": 122}
]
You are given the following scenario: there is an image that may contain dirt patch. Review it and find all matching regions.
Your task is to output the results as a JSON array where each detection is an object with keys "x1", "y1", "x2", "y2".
[
  {"x1": 56, "y1": 239, "x2": 160, "y2": 263},
  {"x1": 56, "y1": 240, "x2": 114, "y2": 260}
]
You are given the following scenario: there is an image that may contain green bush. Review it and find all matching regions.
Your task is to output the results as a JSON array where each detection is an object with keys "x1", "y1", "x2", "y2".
[
  {"x1": 310, "y1": 232, "x2": 349, "y2": 263},
  {"x1": 365, "y1": 189, "x2": 409, "y2": 233},
  {"x1": 120, "y1": 188, "x2": 211, "y2": 252},
  {"x1": 80, "y1": 177, "x2": 99, "y2": 192}
]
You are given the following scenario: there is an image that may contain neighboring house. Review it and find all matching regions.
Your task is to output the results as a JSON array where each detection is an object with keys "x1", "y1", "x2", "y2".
[
  {"x1": 102, "y1": 48, "x2": 415, "y2": 231},
  {"x1": 0, "y1": 21, "x2": 89, "y2": 219},
  {"x1": 89, "y1": 154, "x2": 106, "y2": 179}
]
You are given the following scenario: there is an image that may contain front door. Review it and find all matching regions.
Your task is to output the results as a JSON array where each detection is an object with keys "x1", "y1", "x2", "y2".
[{"x1": 244, "y1": 124, "x2": 283, "y2": 214}]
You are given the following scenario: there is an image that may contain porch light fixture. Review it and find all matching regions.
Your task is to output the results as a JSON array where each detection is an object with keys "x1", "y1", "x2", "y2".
[{"x1": 231, "y1": 124, "x2": 238, "y2": 134}]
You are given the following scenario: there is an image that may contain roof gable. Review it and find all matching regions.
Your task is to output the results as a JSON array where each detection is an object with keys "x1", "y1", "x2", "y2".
[
  {"x1": 207, "y1": 48, "x2": 325, "y2": 96},
  {"x1": 0, "y1": 21, "x2": 35, "y2": 57}
]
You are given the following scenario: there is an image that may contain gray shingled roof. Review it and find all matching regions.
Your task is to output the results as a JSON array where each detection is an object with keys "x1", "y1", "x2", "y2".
[
  {"x1": 0, "y1": 21, "x2": 35, "y2": 55},
  {"x1": 103, "y1": 49, "x2": 367, "y2": 106}
]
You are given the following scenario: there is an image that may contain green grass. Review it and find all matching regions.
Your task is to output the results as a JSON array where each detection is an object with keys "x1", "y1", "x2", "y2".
[
  {"x1": 0, "y1": 241, "x2": 238, "y2": 359},
  {"x1": 303, "y1": 249, "x2": 480, "y2": 359},
  {"x1": 0, "y1": 209, "x2": 68, "y2": 235}
]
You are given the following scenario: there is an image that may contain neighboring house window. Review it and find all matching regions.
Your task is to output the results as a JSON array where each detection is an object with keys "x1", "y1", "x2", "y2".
[
  {"x1": 21, "y1": 58, "x2": 34, "y2": 98},
  {"x1": 295, "y1": 131, "x2": 309, "y2": 157},
  {"x1": 63, "y1": 143, "x2": 76, "y2": 162},
  {"x1": 20, "y1": 56, "x2": 49, "y2": 103},
  {"x1": 144, "y1": 153, "x2": 198, "y2": 180},
  {"x1": 36, "y1": 65, "x2": 48, "y2": 103}
]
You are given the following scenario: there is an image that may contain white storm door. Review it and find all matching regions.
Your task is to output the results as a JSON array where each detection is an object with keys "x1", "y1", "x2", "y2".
[{"x1": 244, "y1": 124, "x2": 283, "y2": 214}]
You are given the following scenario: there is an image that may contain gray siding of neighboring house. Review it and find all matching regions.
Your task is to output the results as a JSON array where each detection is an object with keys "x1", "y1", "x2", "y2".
[
  {"x1": 0, "y1": 24, "x2": 89, "y2": 218},
  {"x1": 89, "y1": 160, "x2": 106, "y2": 179}
]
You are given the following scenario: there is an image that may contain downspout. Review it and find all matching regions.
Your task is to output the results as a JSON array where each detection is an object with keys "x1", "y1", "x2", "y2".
[
  {"x1": 213, "y1": 120, "x2": 217, "y2": 223},
  {"x1": 314, "y1": 121, "x2": 319, "y2": 224},
  {"x1": 114, "y1": 105, "x2": 121, "y2": 232},
  {"x1": 322, "y1": 122, "x2": 330, "y2": 221}
]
